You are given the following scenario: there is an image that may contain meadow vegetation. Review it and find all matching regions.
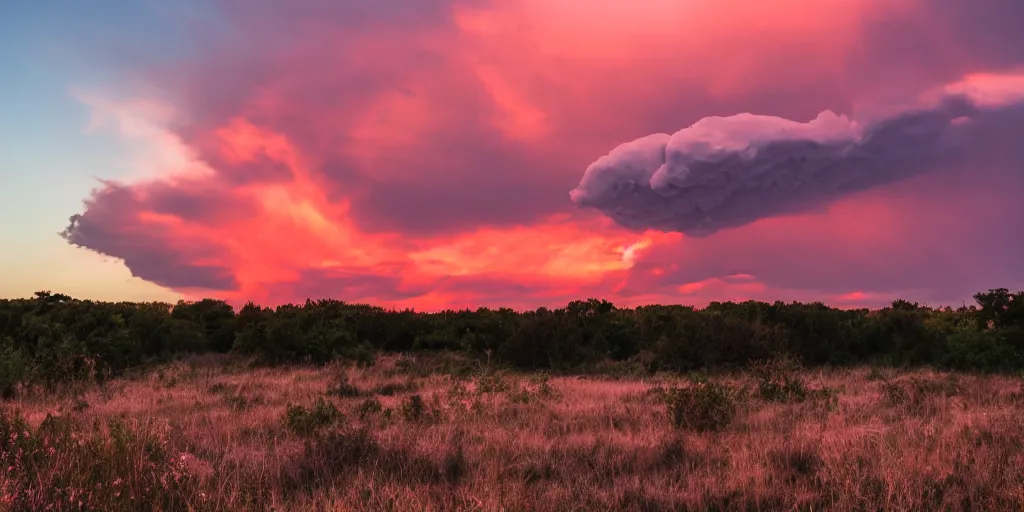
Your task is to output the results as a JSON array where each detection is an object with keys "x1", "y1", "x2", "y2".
[
  {"x1": 0, "y1": 290, "x2": 1022, "y2": 510},
  {"x1": 2, "y1": 355, "x2": 1024, "y2": 510}
]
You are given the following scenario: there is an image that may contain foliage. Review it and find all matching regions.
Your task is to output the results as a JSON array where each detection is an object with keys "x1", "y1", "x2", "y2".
[
  {"x1": 663, "y1": 382, "x2": 740, "y2": 432},
  {"x1": 326, "y1": 373, "x2": 362, "y2": 398},
  {"x1": 751, "y1": 357, "x2": 809, "y2": 402},
  {"x1": 1, "y1": 288, "x2": 1023, "y2": 393},
  {"x1": 371, "y1": 380, "x2": 419, "y2": 396},
  {"x1": 750, "y1": 357, "x2": 838, "y2": 408},
  {"x1": 880, "y1": 375, "x2": 961, "y2": 414},
  {"x1": 400, "y1": 395, "x2": 427, "y2": 422},
  {"x1": 355, "y1": 398, "x2": 383, "y2": 420},
  {"x1": 284, "y1": 398, "x2": 343, "y2": 436}
]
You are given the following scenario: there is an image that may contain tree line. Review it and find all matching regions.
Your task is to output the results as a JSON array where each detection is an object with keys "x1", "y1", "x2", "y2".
[{"x1": 0, "y1": 289, "x2": 1021, "y2": 394}]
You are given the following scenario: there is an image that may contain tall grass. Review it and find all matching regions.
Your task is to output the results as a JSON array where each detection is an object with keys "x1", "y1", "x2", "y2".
[{"x1": 1, "y1": 354, "x2": 1023, "y2": 511}]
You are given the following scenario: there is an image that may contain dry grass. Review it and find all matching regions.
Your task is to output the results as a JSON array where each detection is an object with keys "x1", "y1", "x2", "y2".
[{"x1": 3, "y1": 355, "x2": 1024, "y2": 511}]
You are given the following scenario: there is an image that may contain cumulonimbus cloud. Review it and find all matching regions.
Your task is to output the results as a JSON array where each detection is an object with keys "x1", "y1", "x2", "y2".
[
  {"x1": 50, "y1": 0, "x2": 1024, "y2": 309},
  {"x1": 570, "y1": 74, "x2": 1024, "y2": 236}
]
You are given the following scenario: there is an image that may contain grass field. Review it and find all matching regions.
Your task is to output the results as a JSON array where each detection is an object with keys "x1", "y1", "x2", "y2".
[{"x1": 2, "y1": 354, "x2": 1024, "y2": 511}]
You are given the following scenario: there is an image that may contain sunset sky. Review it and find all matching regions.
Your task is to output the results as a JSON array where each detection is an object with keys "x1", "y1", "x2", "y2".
[{"x1": 2, "y1": 0, "x2": 1023, "y2": 311}]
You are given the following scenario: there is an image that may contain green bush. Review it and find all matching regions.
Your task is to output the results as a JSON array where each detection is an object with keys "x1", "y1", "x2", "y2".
[
  {"x1": 477, "y1": 372, "x2": 509, "y2": 394},
  {"x1": 750, "y1": 358, "x2": 839, "y2": 409},
  {"x1": 0, "y1": 342, "x2": 30, "y2": 398},
  {"x1": 326, "y1": 373, "x2": 362, "y2": 398},
  {"x1": 284, "y1": 397, "x2": 342, "y2": 436},
  {"x1": 225, "y1": 394, "x2": 255, "y2": 412},
  {"x1": 282, "y1": 427, "x2": 380, "y2": 494},
  {"x1": 372, "y1": 380, "x2": 419, "y2": 396},
  {"x1": 356, "y1": 398, "x2": 383, "y2": 420},
  {"x1": 880, "y1": 376, "x2": 960, "y2": 414},
  {"x1": 664, "y1": 382, "x2": 740, "y2": 432},
  {"x1": 400, "y1": 395, "x2": 427, "y2": 422},
  {"x1": 751, "y1": 358, "x2": 810, "y2": 402}
]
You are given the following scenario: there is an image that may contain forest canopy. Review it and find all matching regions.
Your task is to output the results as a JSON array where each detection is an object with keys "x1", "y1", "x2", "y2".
[{"x1": 1, "y1": 289, "x2": 1022, "y2": 395}]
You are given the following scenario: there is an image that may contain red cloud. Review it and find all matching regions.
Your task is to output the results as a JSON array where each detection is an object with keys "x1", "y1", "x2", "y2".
[{"x1": 63, "y1": 0, "x2": 1024, "y2": 309}]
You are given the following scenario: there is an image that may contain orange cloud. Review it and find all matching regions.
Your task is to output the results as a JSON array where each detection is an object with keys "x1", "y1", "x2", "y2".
[
  {"x1": 60, "y1": 0, "x2": 1024, "y2": 310},
  {"x1": 69, "y1": 100, "x2": 673, "y2": 309}
]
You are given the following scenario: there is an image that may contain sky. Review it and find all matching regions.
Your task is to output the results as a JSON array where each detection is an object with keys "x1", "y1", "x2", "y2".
[{"x1": 2, "y1": 0, "x2": 1023, "y2": 311}]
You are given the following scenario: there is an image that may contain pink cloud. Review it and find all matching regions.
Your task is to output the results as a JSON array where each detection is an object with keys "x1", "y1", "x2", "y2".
[{"x1": 62, "y1": 0, "x2": 1024, "y2": 309}]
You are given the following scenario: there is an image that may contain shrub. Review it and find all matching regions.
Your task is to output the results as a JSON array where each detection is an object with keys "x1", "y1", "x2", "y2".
[
  {"x1": 916, "y1": 375, "x2": 962, "y2": 397},
  {"x1": 0, "y1": 343, "x2": 30, "y2": 399},
  {"x1": 880, "y1": 376, "x2": 960, "y2": 414},
  {"x1": 751, "y1": 357, "x2": 809, "y2": 402},
  {"x1": 70, "y1": 396, "x2": 90, "y2": 413},
  {"x1": 225, "y1": 394, "x2": 253, "y2": 412},
  {"x1": 508, "y1": 386, "x2": 534, "y2": 405},
  {"x1": 750, "y1": 358, "x2": 838, "y2": 408},
  {"x1": 391, "y1": 352, "x2": 479, "y2": 378},
  {"x1": 880, "y1": 380, "x2": 910, "y2": 406},
  {"x1": 866, "y1": 367, "x2": 887, "y2": 381},
  {"x1": 400, "y1": 395, "x2": 429, "y2": 422},
  {"x1": 326, "y1": 373, "x2": 361, "y2": 398},
  {"x1": 507, "y1": 376, "x2": 560, "y2": 404},
  {"x1": 664, "y1": 382, "x2": 739, "y2": 432},
  {"x1": 356, "y1": 398, "x2": 383, "y2": 420},
  {"x1": 281, "y1": 427, "x2": 380, "y2": 495},
  {"x1": 769, "y1": 446, "x2": 823, "y2": 485},
  {"x1": 531, "y1": 374, "x2": 559, "y2": 399},
  {"x1": 477, "y1": 372, "x2": 509, "y2": 394},
  {"x1": 372, "y1": 380, "x2": 419, "y2": 396},
  {"x1": 284, "y1": 397, "x2": 342, "y2": 436},
  {"x1": 441, "y1": 431, "x2": 468, "y2": 483}
]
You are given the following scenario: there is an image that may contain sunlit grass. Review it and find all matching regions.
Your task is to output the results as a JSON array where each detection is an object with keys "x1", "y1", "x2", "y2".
[{"x1": 2, "y1": 354, "x2": 1023, "y2": 511}]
